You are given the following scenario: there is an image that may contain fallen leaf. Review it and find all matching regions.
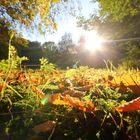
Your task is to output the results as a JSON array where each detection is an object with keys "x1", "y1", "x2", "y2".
[
  {"x1": 49, "y1": 94, "x2": 95, "y2": 112},
  {"x1": 32, "y1": 86, "x2": 45, "y2": 99},
  {"x1": 74, "y1": 85, "x2": 93, "y2": 91},
  {"x1": 32, "y1": 120, "x2": 56, "y2": 133},
  {"x1": 115, "y1": 97, "x2": 140, "y2": 112},
  {"x1": 0, "y1": 83, "x2": 6, "y2": 92},
  {"x1": 63, "y1": 89, "x2": 85, "y2": 98},
  {"x1": 58, "y1": 83, "x2": 65, "y2": 90}
]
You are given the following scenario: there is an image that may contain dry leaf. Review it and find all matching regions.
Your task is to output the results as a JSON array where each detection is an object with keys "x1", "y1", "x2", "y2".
[
  {"x1": 115, "y1": 97, "x2": 140, "y2": 112},
  {"x1": 0, "y1": 83, "x2": 6, "y2": 92},
  {"x1": 63, "y1": 89, "x2": 85, "y2": 98},
  {"x1": 74, "y1": 85, "x2": 93, "y2": 91},
  {"x1": 49, "y1": 93, "x2": 69, "y2": 105},
  {"x1": 0, "y1": 71, "x2": 4, "y2": 77},
  {"x1": 49, "y1": 94, "x2": 95, "y2": 112},
  {"x1": 17, "y1": 72, "x2": 27, "y2": 83},
  {"x1": 58, "y1": 83, "x2": 65, "y2": 90},
  {"x1": 32, "y1": 120, "x2": 56, "y2": 133},
  {"x1": 108, "y1": 75, "x2": 140, "y2": 94},
  {"x1": 32, "y1": 86, "x2": 45, "y2": 99}
]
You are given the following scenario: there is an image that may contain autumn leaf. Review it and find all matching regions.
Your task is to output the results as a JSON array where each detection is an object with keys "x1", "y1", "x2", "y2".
[
  {"x1": 63, "y1": 89, "x2": 85, "y2": 98},
  {"x1": 32, "y1": 120, "x2": 56, "y2": 134},
  {"x1": 108, "y1": 75, "x2": 140, "y2": 94},
  {"x1": 58, "y1": 83, "x2": 65, "y2": 90},
  {"x1": 74, "y1": 85, "x2": 93, "y2": 92},
  {"x1": 0, "y1": 82, "x2": 6, "y2": 92},
  {"x1": 83, "y1": 100, "x2": 95, "y2": 112},
  {"x1": 48, "y1": 94, "x2": 95, "y2": 112},
  {"x1": 115, "y1": 97, "x2": 140, "y2": 112},
  {"x1": 32, "y1": 86, "x2": 45, "y2": 99},
  {"x1": 0, "y1": 71, "x2": 4, "y2": 77},
  {"x1": 53, "y1": 0, "x2": 60, "y2": 3},
  {"x1": 17, "y1": 72, "x2": 27, "y2": 83}
]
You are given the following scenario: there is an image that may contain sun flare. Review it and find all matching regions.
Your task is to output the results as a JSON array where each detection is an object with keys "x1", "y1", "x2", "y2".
[{"x1": 85, "y1": 31, "x2": 103, "y2": 51}]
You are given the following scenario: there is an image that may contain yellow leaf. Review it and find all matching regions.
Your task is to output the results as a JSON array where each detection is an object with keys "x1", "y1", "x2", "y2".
[{"x1": 52, "y1": 0, "x2": 60, "y2": 3}]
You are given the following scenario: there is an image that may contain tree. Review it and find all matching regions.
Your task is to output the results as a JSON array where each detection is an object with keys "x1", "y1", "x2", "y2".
[
  {"x1": 58, "y1": 33, "x2": 74, "y2": 51},
  {"x1": 0, "y1": 0, "x2": 60, "y2": 31},
  {"x1": 42, "y1": 41, "x2": 59, "y2": 63},
  {"x1": 0, "y1": 0, "x2": 80, "y2": 61},
  {"x1": 0, "y1": 0, "x2": 80, "y2": 34},
  {"x1": 0, "y1": 18, "x2": 28, "y2": 59},
  {"x1": 16, "y1": 41, "x2": 45, "y2": 67},
  {"x1": 78, "y1": 0, "x2": 140, "y2": 68},
  {"x1": 57, "y1": 32, "x2": 77, "y2": 67},
  {"x1": 95, "y1": 0, "x2": 140, "y2": 22},
  {"x1": 81, "y1": 0, "x2": 140, "y2": 39}
]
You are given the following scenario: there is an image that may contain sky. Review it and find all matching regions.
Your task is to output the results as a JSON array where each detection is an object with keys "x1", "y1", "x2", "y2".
[{"x1": 22, "y1": 0, "x2": 98, "y2": 44}]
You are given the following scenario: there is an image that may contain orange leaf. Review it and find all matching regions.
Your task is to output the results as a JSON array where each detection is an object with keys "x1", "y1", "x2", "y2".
[
  {"x1": 32, "y1": 86, "x2": 45, "y2": 99},
  {"x1": 84, "y1": 100, "x2": 95, "y2": 112},
  {"x1": 115, "y1": 97, "x2": 140, "y2": 112},
  {"x1": 49, "y1": 94, "x2": 69, "y2": 105},
  {"x1": 58, "y1": 83, "x2": 65, "y2": 90},
  {"x1": 0, "y1": 83, "x2": 6, "y2": 92},
  {"x1": 17, "y1": 72, "x2": 27, "y2": 83},
  {"x1": 49, "y1": 94, "x2": 95, "y2": 112}
]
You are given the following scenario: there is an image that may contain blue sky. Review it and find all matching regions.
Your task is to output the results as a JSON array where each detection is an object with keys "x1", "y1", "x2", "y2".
[{"x1": 22, "y1": 0, "x2": 98, "y2": 44}]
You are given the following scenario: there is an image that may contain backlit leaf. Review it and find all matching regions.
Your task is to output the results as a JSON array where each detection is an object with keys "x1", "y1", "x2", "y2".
[
  {"x1": 48, "y1": 94, "x2": 95, "y2": 112},
  {"x1": 115, "y1": 97, "x2": 140, "y2": 112}
]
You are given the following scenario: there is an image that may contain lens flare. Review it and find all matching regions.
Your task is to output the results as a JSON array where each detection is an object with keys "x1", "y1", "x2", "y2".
[{"x1": 85, "y1": 31, "x2": 103, "y2": 51}]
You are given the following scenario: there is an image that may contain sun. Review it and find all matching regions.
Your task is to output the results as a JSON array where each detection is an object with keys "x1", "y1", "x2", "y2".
[{"x1": 85, "y1": 31, "x2": 103, "y2": 51}]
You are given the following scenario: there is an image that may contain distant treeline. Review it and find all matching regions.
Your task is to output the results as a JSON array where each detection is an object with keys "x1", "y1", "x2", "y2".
[{"x1": 0, "y1": 32, "x2": 140, "y2": 69}]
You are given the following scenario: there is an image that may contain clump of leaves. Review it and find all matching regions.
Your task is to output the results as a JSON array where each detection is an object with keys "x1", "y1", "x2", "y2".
[
  {"x1": 8, "y1": 33, "x2": 28, "y2": 70},
  {"x1": 0, "y1": 47, "x2": 28, "y2": 71},
  {"x1": 39, "y1": 57, "x2": 55, "y2": 72}
]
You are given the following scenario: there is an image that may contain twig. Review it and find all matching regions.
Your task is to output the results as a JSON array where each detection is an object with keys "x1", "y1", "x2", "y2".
[{"x1": 48, "y1": 122, "x2": 56, "y2": 140}]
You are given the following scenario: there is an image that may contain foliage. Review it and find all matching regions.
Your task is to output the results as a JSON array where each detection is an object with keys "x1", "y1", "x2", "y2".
[
  {"x1": 78, "y1": 0, "x2": 140, "y2": 68},
  {"x1": 57, "y1": 32, "x2": 77, "y2": 67},
  {"x1": 0, "y1": 0, "x2": 80, "y2": 34},
  {"x1": 0, "y1": 21, "x2": 28, "y2": 60},
  {"x1": 39, "y1": 57, "x2": 55, "y2": 71},
  {"x1": 42, "y1": 41, "x2": 60, "y2": 64},
  {"x1": 0, "y1": 60, "x2": 9, "y2": 71},
  {"x1": 8, "y1": 45, "x2": 28, "y2": 69},
  {"x1": 0, "y1": 0, "x2": 59, "y2": 30},
  {"x1": 0, "y1": 35, "x2": 28, "y2": 71},
  {"x1": 2, "y1": 32, "x2": 139, "y2": 69},
  {"x1": 0, "y1": 64, "x2": 140, "y2": 139},
  {"x1": 1, "y1": 1, "x2": 140, "y2": 138},
  {"x1": 58, "y1": 33, "x2": 74, "y2": 52},
  {"x1": 95, "y1": 0, "x2": 140, "y2": 22}
]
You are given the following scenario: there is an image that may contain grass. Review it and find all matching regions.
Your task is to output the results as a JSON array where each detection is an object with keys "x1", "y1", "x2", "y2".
[{"x1": 0, "y1": 66, "x2": 140, "y2": 140}]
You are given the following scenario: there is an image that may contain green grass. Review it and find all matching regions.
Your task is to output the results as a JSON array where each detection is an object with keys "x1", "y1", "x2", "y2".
[{"x1": 0, "y1": 67, "x2": 140, "y2": 140}]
